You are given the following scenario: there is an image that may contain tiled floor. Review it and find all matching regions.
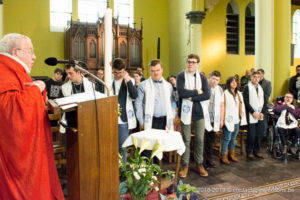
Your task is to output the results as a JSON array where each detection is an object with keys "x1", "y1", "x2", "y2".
[
  {"x1": 162, "y1": 147, "x2": 300, "y2": 200},
  {"x1": 59, "y1": 146, "x2": 300, "y2": 199}
]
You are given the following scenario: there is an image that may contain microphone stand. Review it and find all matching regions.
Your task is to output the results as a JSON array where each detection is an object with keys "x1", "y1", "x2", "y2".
[{"x1": 74, "y1": 63, "x2": 110, "y2": 97}]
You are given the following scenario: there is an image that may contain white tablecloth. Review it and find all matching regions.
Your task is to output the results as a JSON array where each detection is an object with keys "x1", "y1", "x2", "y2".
[{"x1": 122, "y1": 129, "x2": 186, "y2": 160}]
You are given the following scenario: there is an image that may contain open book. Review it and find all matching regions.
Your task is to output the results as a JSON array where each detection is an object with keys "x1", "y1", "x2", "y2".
[{"x1": 54, "y1": 91, "x2": 107, "y2": 110}]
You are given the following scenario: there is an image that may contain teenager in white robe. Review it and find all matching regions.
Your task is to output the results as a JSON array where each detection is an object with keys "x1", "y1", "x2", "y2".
[
  {"x1": 203, "y1": 71, "x2": 224, "y2": 169},
  {"x1": 243, "y1": 71, "x2": 265, "y2": 160},
  {"x1": 221, "y1": 77, "x2": 247, "y2": 164}
]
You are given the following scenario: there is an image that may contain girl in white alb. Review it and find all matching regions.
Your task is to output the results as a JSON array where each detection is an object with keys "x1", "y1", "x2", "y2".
[{"x1": 221, "y1": 77, "x2": 247, "y2": 164}]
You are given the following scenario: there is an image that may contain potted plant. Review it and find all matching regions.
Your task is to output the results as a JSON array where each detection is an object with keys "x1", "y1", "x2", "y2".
[{"x1": 119, "y1": 138, "x2": 164, "y2": 200}]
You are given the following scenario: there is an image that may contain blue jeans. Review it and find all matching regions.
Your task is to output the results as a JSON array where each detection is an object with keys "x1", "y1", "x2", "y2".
[
  {"x1": 222, "y1": 124, "x2": 239, "y2": 154},
  {"x1": 119, "y1": 123, "x2": 129, "y2": 163}
]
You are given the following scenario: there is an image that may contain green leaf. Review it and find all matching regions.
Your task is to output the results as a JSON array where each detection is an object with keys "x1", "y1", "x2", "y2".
[
  {"x1": 187, "y1": 193, "x2": 191, "y2": 200},
  {"x1": 126, "y1": 174, "x2": 133, "y2": 186},
  {"x1": 152, "y1": 164, "x2": 162, "y2": 174},
  {"x1": 159, "y1": 193, "x2": 168, "y2": 200},
  {"x1": 119, "y1": 181, "x2": 128, "y2": 195},
  {"x1": 134, "y1": 148, "x2": 139, "y2": 159}
]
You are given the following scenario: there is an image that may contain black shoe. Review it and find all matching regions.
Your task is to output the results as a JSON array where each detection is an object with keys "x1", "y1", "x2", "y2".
[
  {"x1": 290, "y1": 147, "x2": 297, "y2": 155},
  {"x1": 254, "y1": 153, "x2": 264, "y2": 159},
  {"x1": 206, "y1": 160, "x2": 216, "y2": 168},
  {"x1": 247, "y1": 154, "x2": 255, "y2": 161}
]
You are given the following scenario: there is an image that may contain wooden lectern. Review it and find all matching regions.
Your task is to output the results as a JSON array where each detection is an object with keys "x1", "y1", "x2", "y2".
[{"x1": 50, "y1": 96, "x2": 119, "y2": 200}]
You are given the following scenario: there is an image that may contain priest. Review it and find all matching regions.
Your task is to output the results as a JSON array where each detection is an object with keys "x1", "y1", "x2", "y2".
[{"x1": 0, "y1": 33, "x2": 64, "y2": 199}]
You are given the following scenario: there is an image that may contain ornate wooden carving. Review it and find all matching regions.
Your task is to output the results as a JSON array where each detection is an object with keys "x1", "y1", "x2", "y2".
[{"x1": 65, "y1": 18, "x2": 143, "y2": 74}]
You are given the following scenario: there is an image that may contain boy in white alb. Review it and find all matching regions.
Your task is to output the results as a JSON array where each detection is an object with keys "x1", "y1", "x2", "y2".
[
  {"x1": 243, "y1": 71, "x2": 265, "y2": 160},
  {"x1": 203, "y1": 71, "x2": 224, "y2": 169}
]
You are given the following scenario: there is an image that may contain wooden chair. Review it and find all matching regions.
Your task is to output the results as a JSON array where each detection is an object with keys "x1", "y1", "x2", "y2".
[
  {"x1": 236, "y1": 128, "x2": 247, "y2": 156},
  {"x1": 213, "y1": 131, "x2": 223, "y2": 156}
]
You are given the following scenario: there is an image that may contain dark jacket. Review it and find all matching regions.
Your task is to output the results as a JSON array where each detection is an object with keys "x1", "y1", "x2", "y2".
[
  {"x1": 289, "y1": 74, "x2": 300, "y2": 99},
  {"x1": 95, "y1": 79, "x2": 105, "y2": 93},
  {"x1": 176, "y1": 72, "x2": 210, "y2": 121},
  {"x1": 259, "y1": 78, "x2": 272, "y2": 113},
  {"x1": 240, "y1": 75, "x2": 250, "y2": 90},
  {"x1": 113, "y1": 79, "x2": 138, "y2": 123},
  {"x1": 243, "y1": 84, "x2": 267, "y2": 122}
]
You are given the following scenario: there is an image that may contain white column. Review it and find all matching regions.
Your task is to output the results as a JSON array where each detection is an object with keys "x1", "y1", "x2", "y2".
[
  {"x1": 169, "y1": 0, "x2": 192, "y2": 75},
  {"x1": 255, "y1": 0, "x2": 274, "y2": 84},
  {"x1": 186, "y1": 10, "x2": 206, "y2": 71},
  {"x1": 190, "y1": 24, "x2": 202, "y2": 60},
  {"x1": 104, "y1": 8, "x2": 113, "y2": 95}
]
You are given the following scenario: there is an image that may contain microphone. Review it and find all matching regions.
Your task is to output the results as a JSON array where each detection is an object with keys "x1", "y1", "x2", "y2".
[{"x1": 44, "y1": 57, "x2": 78, "y2": 66}]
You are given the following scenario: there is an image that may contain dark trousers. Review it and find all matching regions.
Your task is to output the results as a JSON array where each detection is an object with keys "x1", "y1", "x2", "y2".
[
  {"x1": 262, "y1": 113, "x2": 268, "y2": 138},
  {"x1": 152, "y1": 116, "x2": 167, "y2": 130},
  {"x1": 141, "y1": 116, "x2": 166, "y2": 163},
  {"x1": 277, "y1": 127, "x2": 300, "y2": 146},
  {"x1": 246, "y1": 120, "x2": 264, "y2": 155},
  {"x1": 204, "y1": 129, "x2": 216, "y2": 164}
]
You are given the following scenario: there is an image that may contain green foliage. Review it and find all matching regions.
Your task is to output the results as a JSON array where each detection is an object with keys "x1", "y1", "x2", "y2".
[
  {"x1": 179, "y1": 184, "x2": 200, "y2": 194},
  {"x1": 179, "y1": 183, "x2": 200, "y2": 200},
  {"x1": 162, "y1": 170, "x2": 175, "y2": 181},
  {"x1": 118, "y1": 104, "x2": 122, "y2": 116},
  {"x1": 119, "y1": 139, "x2": 163, "y2": 200}
]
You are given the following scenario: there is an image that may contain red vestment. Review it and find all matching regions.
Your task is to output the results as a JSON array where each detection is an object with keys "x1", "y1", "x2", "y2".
[{"x1": 0, "y1": 54, "x2": 64, "y2": 200}]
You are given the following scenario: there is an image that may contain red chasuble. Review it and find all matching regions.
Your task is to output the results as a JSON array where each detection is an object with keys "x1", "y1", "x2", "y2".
[{"x1": 0, "y1": 54, "x2": 64, "y2": 200}]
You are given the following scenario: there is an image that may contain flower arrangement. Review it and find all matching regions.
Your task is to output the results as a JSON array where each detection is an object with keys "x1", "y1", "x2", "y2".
[
  {"x1": 119, "y1": 138, "x2": 164, "y2": 200},
  {"x1": 160, "y1": 180, "x2": 200, "y2": 200}
]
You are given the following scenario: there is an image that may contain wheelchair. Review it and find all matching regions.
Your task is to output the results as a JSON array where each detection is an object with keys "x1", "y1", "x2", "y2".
[{"x1": 266, "y1": 99, "x2": 300, "y2": 163}]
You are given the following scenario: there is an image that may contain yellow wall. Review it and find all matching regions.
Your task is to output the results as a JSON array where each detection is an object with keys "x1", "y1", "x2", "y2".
[
  {"x1": 274, "y1": 0, "x2": 291, "y2": 98},
  {"x1": 134, "y1": 0, "x2": 169, "y2": 78},
  {"x1": 3, "y1": 0, "x2": 297, "y2": 83},
  {"x1": 3, "y1": 0, "x2": 168, "y2": 78},
  {"x1": 4, "y1": 0, "x2": 64, "y2": 77},
  {"x1": 202, "y1": 0, "x2": 254, "y2": 84},
  {"x1": 0, "y1": 4, "x2": 3, "y2": 38}
]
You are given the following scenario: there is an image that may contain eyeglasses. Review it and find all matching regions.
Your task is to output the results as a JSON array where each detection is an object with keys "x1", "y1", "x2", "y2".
[
  {"x1": 17, "y1": 48, "x2": 35, "y2": 55},
  {"x1": 186, "y1": 60, "x2": 198, "y2": 64},
  {"x1": 113, "y1": 71, "x2": 123, "y2": 75}
]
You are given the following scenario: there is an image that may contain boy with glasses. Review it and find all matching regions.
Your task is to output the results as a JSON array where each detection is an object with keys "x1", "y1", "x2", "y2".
[
  {"x1": 112, "y1": 58, "x2": 138, "y2": 162},
  {"x1": 177, "y1": 54, "x2": 210, "y2": 178},
  {"x1": 273, "y1": 93, "x2": 300, "y2": 155}
]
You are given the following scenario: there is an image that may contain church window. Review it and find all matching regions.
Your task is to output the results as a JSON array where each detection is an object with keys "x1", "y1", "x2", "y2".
[
  {"x1": 245, "y1": 2, "x2": 255, "y2": 55},
  {"x1": 50, "y1": 0, "x2": 72, "y2": 32},
  {"x1": 293, "y1": 10, "x2": 300, "y2": 58},
  {"x1": 226, "y1": 0, "x2": 240, "y2": 55},
  {"x1": 114, "y1": 0, "x2": 134, "y2": 27},
  {"x1": 78, "y1": 0, "x2": 107, "y2": 22}
]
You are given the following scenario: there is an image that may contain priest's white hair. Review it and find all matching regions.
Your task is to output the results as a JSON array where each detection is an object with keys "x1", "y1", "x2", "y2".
[{"x1": 0, "y1": 33, "x2": 31, "y2": 54}]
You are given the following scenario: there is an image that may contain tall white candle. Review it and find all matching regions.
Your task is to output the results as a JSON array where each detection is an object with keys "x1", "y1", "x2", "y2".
[{"x1": 104, "y1": 7, "x2": 113, "y2": 95}]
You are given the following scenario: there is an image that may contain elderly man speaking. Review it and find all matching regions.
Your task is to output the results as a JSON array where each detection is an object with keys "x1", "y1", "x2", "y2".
[{"x1": 0, "y1": 33, "x2": 64, "y2": 199}]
